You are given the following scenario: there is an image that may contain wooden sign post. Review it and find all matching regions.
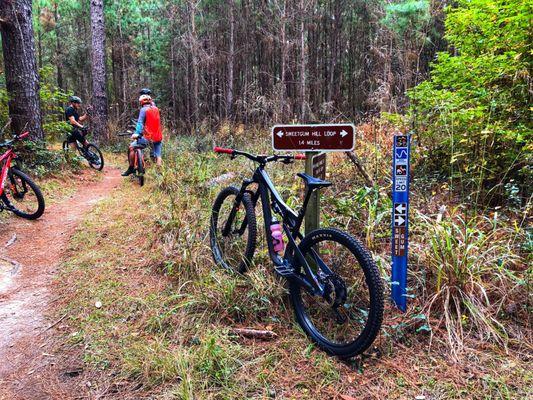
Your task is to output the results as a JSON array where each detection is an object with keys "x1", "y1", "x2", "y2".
[{"x1": 272, "y1": 124, "x2": 354, "y2": 234}]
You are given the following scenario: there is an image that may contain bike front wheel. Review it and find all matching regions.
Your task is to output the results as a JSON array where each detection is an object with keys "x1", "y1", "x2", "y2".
[
  {"x1": 1, "y1": 168, "x2": 45, "y2": 220},
  {"x1": 210, "y1": 186, "x2": 257, "y2": 274},
  {"x1": 86, "y1": 144, "x2": 104, "y2": 171},
  {"x1": 290, "y1": 228, "x2": 383, "y2": 358},
  {"x1": 135, "y1": 149, "x2": 145, "y2": 186}
]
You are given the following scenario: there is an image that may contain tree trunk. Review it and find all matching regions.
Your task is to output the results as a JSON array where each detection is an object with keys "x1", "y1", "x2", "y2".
[
  {"x1": 53, "y1": 2, "x2": 64, "y2": 91},
  {"x1": 117, "y1": 10, "x2": 127, "y2": 114},
  {"x1": 226, "y1": 0, "x2": 235, "y2": 119},
  {"x1": 188, "y1": 0, "x2": 199, "y2": 128},
  {"x1": 89, "y1": 0, "x2": 108, "y2": 140},
  {"x1": 279, "y1": 1, "x2": 287, "y2": 122},
  {"x1": 0, "y1": 0, "x2": 44, "y2": 139},
  {"x1": 299, "y1": 0, "x2": 307, "y2": 122}
]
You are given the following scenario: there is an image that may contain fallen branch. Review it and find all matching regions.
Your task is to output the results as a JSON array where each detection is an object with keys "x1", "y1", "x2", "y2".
[
  {"x1": 230, "y1": 328, "x2": 277, "y2": 340},
  {"x1": 38, "y1": 313, "x2": 68, "y2": 336},
  {"x1": 345, "y1": 151, "x2": 374, "y2": 187}
]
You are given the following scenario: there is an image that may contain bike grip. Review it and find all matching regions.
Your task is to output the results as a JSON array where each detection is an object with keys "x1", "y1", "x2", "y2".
[
  {"x1": 214, "y1": 146, "x2": 233, "y2": 154},
  {"x1": 294, "y1": 154, "x2": 306, "y2": 160},
  {"x1": 18, "y1": 132, "x2": 30, "y2": 140}
]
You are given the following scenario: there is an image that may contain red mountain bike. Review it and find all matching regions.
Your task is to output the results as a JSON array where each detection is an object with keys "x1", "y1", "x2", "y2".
[
  {"x1": 0, "y1": 132, "x2": 45, "y2": 220},
  {"x1": 118, "y1": 131, "x2": 146, "y2": 187}
]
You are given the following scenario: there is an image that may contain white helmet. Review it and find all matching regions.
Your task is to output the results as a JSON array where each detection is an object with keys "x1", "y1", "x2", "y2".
[{"x1": 139, "y1": 94, "x2": 152, "y2": 105}]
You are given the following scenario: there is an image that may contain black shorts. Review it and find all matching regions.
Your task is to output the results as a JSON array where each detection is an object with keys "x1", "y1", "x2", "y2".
[{"x1": 67, "y1": 129, "x2": 86, "y2": 144}]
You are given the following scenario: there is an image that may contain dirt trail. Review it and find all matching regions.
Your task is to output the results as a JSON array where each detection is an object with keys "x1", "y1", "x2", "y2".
[{"x1": 0, "y1": 168, "x2": 121, "y2": 399}]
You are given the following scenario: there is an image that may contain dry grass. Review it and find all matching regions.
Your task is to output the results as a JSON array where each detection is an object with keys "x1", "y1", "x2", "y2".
[{"x1": 50, "y1": 130, "x2": 532, "y2": 399}]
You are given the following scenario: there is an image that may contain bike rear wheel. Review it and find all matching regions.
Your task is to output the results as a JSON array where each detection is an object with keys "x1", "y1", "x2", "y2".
[
  {"x1": 290, "y1": 228, "x2": 383, "y2": 358},
  {"x1": 1, "y1": 168, "x2": 45, "y2": 220},
  {"x1": 86, "y1": 144, "x2": 104, "y2": 171},
  {"x1": 210, "y1": 186, "x2": 257, "y2": 274}
]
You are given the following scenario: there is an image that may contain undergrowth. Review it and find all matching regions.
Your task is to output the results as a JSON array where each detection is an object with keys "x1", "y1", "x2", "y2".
[{"x1": 54, "y1": 127, "x2": 531, "y2": 399}]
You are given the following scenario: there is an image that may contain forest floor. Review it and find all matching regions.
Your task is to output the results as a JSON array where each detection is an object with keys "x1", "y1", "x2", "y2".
[{"x1": 0, "y1": 147, "x2": 530, "y2": 399}]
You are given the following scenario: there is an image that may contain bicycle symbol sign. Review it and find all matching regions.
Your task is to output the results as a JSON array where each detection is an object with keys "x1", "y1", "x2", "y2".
[{"x1": 391, "y1": 134, "x2": 411, "y2": 312}]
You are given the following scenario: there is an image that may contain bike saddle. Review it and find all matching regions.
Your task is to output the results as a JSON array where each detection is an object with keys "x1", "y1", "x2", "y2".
[{"x1": 297, "y1": 173, "x2": 332, "y2": 189}]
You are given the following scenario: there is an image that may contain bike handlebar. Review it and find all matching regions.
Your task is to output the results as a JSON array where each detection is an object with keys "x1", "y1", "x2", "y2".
[
  {"x1": 0, "y1": 131, "x2": 30, "y2": 148},
  {"x1": 214, "y1": 146, "x2": 233, "y2": 154},
  {"x1": 213, "y1": 146, "x2": 306, "y2": 164}
]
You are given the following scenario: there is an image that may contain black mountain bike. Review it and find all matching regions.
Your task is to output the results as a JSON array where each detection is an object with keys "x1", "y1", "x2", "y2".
[
  {"x1": 210, "y1": 147, "x2": 384, "y2": 358},
  {"x1": 62, "y1": 128, "x2": 104, "y2": 171}
]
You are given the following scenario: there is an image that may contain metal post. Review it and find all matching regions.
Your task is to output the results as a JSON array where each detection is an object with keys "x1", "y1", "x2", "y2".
[
  {"x1": 304, "y1": 151, "x2": 319, "y2": 235},
  {"x1": 391, "y1": 134, "x2": 411, "y2": 312}
]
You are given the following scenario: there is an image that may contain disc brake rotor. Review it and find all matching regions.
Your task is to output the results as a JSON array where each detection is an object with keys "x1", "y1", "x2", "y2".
[{"x1": 321, "y1": 272, "x2": 348, "y2": 325}]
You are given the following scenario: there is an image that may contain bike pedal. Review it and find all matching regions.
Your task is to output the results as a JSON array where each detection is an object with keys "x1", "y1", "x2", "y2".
[{"x1": 274, "y1": 264, "x2": 295, "y2": 278}]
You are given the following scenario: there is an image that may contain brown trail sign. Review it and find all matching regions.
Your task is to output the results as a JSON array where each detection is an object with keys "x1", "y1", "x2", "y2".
[
  {"x1": 272, "y1": 124, "x2": 356, "y2": 234},
  {"x1": 272, "y1": 124, "x2": 355, "y2": 152}
]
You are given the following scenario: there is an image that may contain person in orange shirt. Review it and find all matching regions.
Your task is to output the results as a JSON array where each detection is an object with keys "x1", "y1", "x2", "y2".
[{"x1": 122, "y1": 94, "x2": 163, "y2": 176}]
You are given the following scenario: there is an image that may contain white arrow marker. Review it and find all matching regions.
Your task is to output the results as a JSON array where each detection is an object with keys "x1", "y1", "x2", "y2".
[
  {"x1": 394, "y1": 215, "x2": 405, "y2": 226},
  {"x1": 395, "y1": 203, "x2": 406, "y2": 214},
  {"x1": 276, "y1": 131, "x2": 284, "y2": 138},
  {"x1": 340, "y1": 130, "x2": 348, "y2": 138}
]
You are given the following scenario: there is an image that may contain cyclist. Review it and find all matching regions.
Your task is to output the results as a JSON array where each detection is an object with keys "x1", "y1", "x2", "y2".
[
  {"x1": 65, "y1": 96, "x2": 90, "y2": 150},
  {"x1": 122, "y1": 94, "x2": 163, "y2": 176}
]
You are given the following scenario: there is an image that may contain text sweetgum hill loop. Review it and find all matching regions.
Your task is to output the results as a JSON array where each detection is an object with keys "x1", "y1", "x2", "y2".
[{"x1": 272, "y1": 124, "x2": 355, "y2": 151}]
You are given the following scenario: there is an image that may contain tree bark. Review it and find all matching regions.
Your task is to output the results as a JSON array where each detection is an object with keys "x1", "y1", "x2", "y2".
[
  {"x1": 279, "y1": 1, "x2": 287, "y2": 122},
  {"x1": 188, "y1": 0, "x2": 199, "y2": 128},
  {"x1": 299, "y1": 0, "x2": 307, "y2": 122},
  {"x1": 226, "y1": 0, "x2": 235, "y2": 119},
  {"x1": 0, "y1": 0, "x2": 44, "y2": 139},
  {"x1": 53, "y1": 2, "x2": 64, "y2": 91},
  {"x1": 89, "y1": 0, "x2": 108, "y2": 140}
]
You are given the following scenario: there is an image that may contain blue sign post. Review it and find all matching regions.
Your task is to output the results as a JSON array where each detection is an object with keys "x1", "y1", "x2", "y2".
[{"x1": 391, "y1": 134, "x2": 411, "y2": 312}]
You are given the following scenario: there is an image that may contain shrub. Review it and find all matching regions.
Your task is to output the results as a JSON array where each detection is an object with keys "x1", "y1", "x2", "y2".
[{"x1": 409, "y1": 0, "x2": 532, "y2": 202}]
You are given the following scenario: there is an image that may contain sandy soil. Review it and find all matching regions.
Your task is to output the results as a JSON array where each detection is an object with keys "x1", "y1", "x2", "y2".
[{"x1": 0, "y1": 168, "x2": 121, "y2": 400}]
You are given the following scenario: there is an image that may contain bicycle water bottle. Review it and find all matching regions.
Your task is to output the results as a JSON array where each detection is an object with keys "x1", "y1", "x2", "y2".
[{"x1": 270, "y1": 220, "x2": 285, "y2": 253}]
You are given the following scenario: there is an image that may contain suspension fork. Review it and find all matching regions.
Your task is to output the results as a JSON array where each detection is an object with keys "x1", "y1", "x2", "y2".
[{"x1": 221, "y1": 178, "x2": 255, "y2": 237}]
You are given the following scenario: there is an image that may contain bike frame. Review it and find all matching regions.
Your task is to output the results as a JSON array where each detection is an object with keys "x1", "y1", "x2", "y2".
[
  {"x1": 229, "y1": 163, "x2": 333, "y2": 296},
  {"x1": 0, "y1": 147, "x2": 15, "y2": 197}
]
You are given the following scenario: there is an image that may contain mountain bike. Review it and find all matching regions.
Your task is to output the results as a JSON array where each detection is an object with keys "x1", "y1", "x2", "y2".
[
  {"x1": 62, "y1": 128, "x2": 104, "y2": 171},
  {"x1": 210, "y1": 147, "x2": 384, "y2": 358},
  {"x1": 0, "y1": 132, "x2": 45, "y2": 220},
  {"x1": 118, "y1": 131, "x2": 146, "y2": 186}
]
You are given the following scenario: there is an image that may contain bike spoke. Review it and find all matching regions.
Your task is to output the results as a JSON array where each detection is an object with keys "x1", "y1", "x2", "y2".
[
  {"x1": 299, "y1": 240, "x2": 371, "y2": 345},
  {"x1": 4, "y1": 175, "x2": 40, "y2": 215}
]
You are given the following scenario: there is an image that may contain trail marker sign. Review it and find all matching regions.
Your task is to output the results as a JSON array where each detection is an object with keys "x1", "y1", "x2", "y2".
[
  {"x1": 391, "y1": 134, "x2": 411, "y2": 312},
  {"x1": 272, "y1": 124, "x2": 355, "y2": 152}
]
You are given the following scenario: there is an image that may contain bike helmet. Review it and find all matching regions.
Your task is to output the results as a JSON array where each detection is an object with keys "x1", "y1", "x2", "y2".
[
  {"x1": 139, "y1": 88, "x2": 152, "y2": 95},
  {"x1": 139, "y1": 94, "x2": 152, "y2": 105},
  {"x1": 69, "y1": 96, "x2": 82, "y2": 104}
]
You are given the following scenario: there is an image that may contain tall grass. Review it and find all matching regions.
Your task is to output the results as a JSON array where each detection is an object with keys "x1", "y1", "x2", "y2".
[{"x1": 416, "y1": 208, "x2": 527, "y2": 353}]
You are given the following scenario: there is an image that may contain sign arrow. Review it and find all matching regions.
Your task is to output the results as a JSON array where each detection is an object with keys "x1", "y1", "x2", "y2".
[
  {"x1": 395, "y1": 203, "x2": 407, "y2": 214},
  {"x1": 276, "y1": 130, "x2": 284, "y2": 138},
  {"x1": 340, "y1": 130, "x2": 348, "y2": 138},
  {"x1": 394, "y1": 215, "x2": 406, "y2": 226}
]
